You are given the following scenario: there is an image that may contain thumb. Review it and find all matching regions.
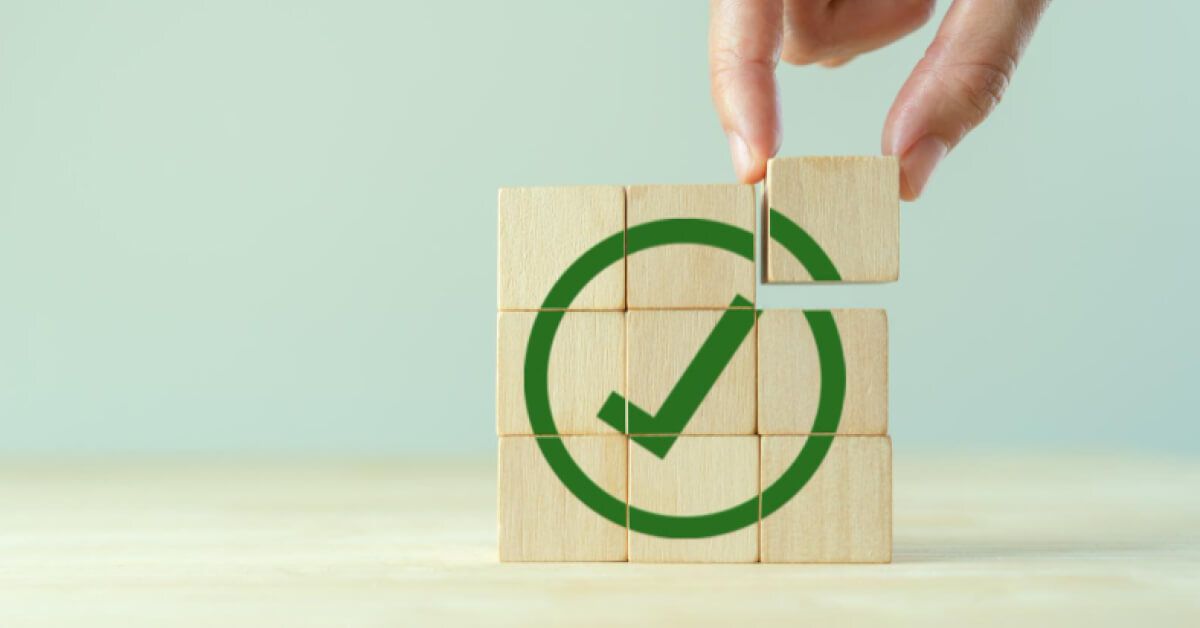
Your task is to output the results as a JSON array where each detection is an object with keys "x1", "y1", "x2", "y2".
[
  {"x1": 883, "y1": 0, "x2": 1049, "y2": 200},
  {"x1": 709, "y1": 0, "x2": 783, "y2": 183}
]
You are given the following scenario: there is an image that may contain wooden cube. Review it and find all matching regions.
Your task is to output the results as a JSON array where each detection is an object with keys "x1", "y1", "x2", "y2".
[
  {"x1": 628, "y1": 436, "x2": 759, "y2": 562},
  {"x1": 498, "y1": 436, "x2": 628, "y2": 562},
  {"x1": 497, "y1": 311, "x2": 624, "y2": 435},
  {"x1": 760, "y1": 436, "x2": 891, "y2": 563},
  {"x1": 627, "y1": 184, "x2": 755, "y2": 308},
  {"x1": 764, "y1": 157, "x2": 899, "y2": 283},
  {"x1": 498, "y1": 186, "x2": 625, "y2": 310},
  {"x1": 758, "y1": 309, "x2": 887, "y2": 435},
  {"x1": 624, "y1": 309, "x2": 756, "y2": 439}
]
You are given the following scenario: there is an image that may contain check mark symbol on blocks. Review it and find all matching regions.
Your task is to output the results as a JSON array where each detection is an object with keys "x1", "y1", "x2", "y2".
[{"x1": 596, "y1": 295, "x2": 757, "y2": 458}]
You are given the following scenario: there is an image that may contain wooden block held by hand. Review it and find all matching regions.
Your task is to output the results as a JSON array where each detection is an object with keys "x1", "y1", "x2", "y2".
[
  {"x1": 758, "y1": 309, "x2": 887, "y2": 435},
  {"x1": 627, "y1": 184, "x2": 755, "y2": 308},
  {"x1": 624, "y1": 309, "x2": 756, "y2": 437},
  {"x1": 498, "y1": 435, "x2": 628, "y2": 562},
  {"x1": 629, "y1": 436, "x2": 759, "y2": 562},
  {"x1": 498, "y1": 186, "x2": 625, "y2": 310},
  {"x1": 764, "y1": 157, "x2": 899, "y2": 283},
  {"x1": 497, "y1": 311, "x2": 624, "y2": 435},
  {"x1": 760, "y1": 435, "x2": 892, "y2": 563}
]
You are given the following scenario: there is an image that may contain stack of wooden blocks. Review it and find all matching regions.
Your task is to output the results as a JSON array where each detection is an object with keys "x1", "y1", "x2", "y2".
[{"x1": 497, "y1": 157, "x2": 897, "y2": 563}]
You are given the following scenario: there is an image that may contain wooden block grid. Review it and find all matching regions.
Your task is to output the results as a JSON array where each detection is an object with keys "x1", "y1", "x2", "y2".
[{"x1": 498, "y1": 172, "x2": 895, "y2": 563}]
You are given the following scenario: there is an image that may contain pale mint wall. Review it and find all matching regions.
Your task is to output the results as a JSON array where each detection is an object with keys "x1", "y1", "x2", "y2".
[{"x1": 1, "y1": 2, "x2": 1197, "y2": 454}]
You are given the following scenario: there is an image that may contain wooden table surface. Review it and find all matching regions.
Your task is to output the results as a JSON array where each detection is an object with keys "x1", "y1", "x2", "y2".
[{"x1": 1, "y1": 452, "x2": 1197, "y2": 627}]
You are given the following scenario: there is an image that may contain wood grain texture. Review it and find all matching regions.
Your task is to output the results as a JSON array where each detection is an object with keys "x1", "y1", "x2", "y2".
[
  {"x1": 498, "y1": 436, "x2": 627, "y2": 562},
  {"x1": 496, "y1": 311, "x2": 624, "y2": 435},
  {"x1": 498, "y1": 186, "x2": 625, "y2": 310},
  {"x1": 629, "y1": 436, "x2": 759, "y2": 562},
  {"x1": 764, "y1": 157, "x2": 899, "y2": 283},
  {"x1": 758, "y1": 309, "x2": 887, "y2": 435},
  {"x1": 626, "y1": 309, "x2": 756, "y2": 436},
  {"x1": 2, "y1": 454, "x2": 1197, "y2": 625},
  {"x1": 761, "y1": 436, "x2": 891, "y2": 563},
  {"x1": 627, "y1": 184, "x2": 755, "y2": 309}
]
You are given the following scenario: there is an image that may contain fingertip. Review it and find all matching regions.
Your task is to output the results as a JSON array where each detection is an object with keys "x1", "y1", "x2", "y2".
[
  {"x1": 727, "y1": 132, "x2": 768, "y2": 183},
  {"x1": 898, "y1": 135, "x2": 948, "y2": 201},
  {"x1": 739, "y1": 160, "x2": 768, "y2": 184},
  {"x1": 747, "y1": 165, "x2": 768, "y2": 184}
]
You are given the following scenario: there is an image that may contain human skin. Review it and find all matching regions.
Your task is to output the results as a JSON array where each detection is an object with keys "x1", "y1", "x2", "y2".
[{"x1": 709, "y1": 0, "x2": 1050, "y2": 199}]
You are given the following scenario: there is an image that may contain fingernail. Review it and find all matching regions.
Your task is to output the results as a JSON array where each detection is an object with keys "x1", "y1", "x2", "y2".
[
  {"x1": 727, "y1": 132, "x2": 754, "y2": 180},
  {"x1": 899, "y1": 136, "x2": 948, "y2": 200}
]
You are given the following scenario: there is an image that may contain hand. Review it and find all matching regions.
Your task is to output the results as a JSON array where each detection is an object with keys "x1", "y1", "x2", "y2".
[{"x1": 709, "y1": 0, "x2": 1049, "y2": 199}]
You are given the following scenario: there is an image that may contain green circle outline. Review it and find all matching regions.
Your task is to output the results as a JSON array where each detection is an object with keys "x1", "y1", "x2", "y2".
[{"x1": 524, "y1": 216, "x2": 846, "y2": 539}]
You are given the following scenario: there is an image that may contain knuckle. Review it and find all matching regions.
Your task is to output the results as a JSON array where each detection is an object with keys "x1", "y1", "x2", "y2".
[
  {"x1": 945, "y1": 57, "x2": 1012, "y2": 120},
  {"x1": 708, "y1": 49, "x2": 775, "y2": 116},
  {"x1": 711, "y1": 47, "x2": 775, "y2": 75},
  {"x1": 938, "y1": 55, "x2": 1017, "y2": 125},
  {"x1": 709, "y1": 49, "x2": 774, "y2": 90}
]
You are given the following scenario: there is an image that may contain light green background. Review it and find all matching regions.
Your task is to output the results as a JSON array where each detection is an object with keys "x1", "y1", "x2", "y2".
[{"x1": 1, "y1": 2, "x2": 1196, "y2": 455}]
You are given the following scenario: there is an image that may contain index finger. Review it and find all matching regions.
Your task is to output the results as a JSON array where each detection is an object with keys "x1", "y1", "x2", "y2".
[{"x1": 709, "y1": 0, "x2": 783, "y2": 183}]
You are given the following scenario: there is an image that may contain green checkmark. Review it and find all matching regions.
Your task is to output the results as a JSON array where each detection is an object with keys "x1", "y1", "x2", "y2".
[{"x1": 596, "y1": 294, "x2": 758, "y2": 458}]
